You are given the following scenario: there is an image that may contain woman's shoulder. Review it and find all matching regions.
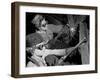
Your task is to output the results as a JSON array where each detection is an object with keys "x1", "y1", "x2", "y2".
[{"x1": 47, "y1": 24, "x2": 63, "y2": 33}]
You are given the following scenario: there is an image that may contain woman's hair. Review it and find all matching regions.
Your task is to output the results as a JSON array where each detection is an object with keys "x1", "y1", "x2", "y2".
[{"x1": 31, "y1": 14, "x2": 44, "y2": 28}]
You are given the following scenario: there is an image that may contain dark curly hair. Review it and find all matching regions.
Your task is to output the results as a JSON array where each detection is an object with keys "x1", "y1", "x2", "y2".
[{"x1": 31, "y1": 14, "x2": 44, "y2": 28}]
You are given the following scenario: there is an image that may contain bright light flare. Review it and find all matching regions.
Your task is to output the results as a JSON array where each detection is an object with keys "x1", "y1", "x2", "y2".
[{"x1": 70, "y1": 27, "x2": 76, "y2": 32}]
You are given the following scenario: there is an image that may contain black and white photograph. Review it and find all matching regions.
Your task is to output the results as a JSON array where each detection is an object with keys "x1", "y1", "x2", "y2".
[
  {"x1": 11, "y1": 2, "x2": 97, "y2": 78},
  {"x1": 26, "y1": 13, "x2": 90, "y2": 67}
]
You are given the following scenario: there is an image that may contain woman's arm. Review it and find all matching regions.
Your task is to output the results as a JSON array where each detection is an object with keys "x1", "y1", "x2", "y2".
[
  {"x1": 47, "y1": 49, "x2": 66, "y2": 56},
  {"x1": 35, "y1": 48, "x2": 66, "y2": 57}
]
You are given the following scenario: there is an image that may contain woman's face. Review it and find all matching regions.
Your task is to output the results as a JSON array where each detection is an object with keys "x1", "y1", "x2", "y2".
[{"x1": 40, "y1": 18, "x2": 48, "y2": 31}]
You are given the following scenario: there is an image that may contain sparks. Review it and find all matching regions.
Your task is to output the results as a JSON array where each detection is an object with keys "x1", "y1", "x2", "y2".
[{"x1": 70, "y1": 27, "x2": 75, "y2": 32}]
